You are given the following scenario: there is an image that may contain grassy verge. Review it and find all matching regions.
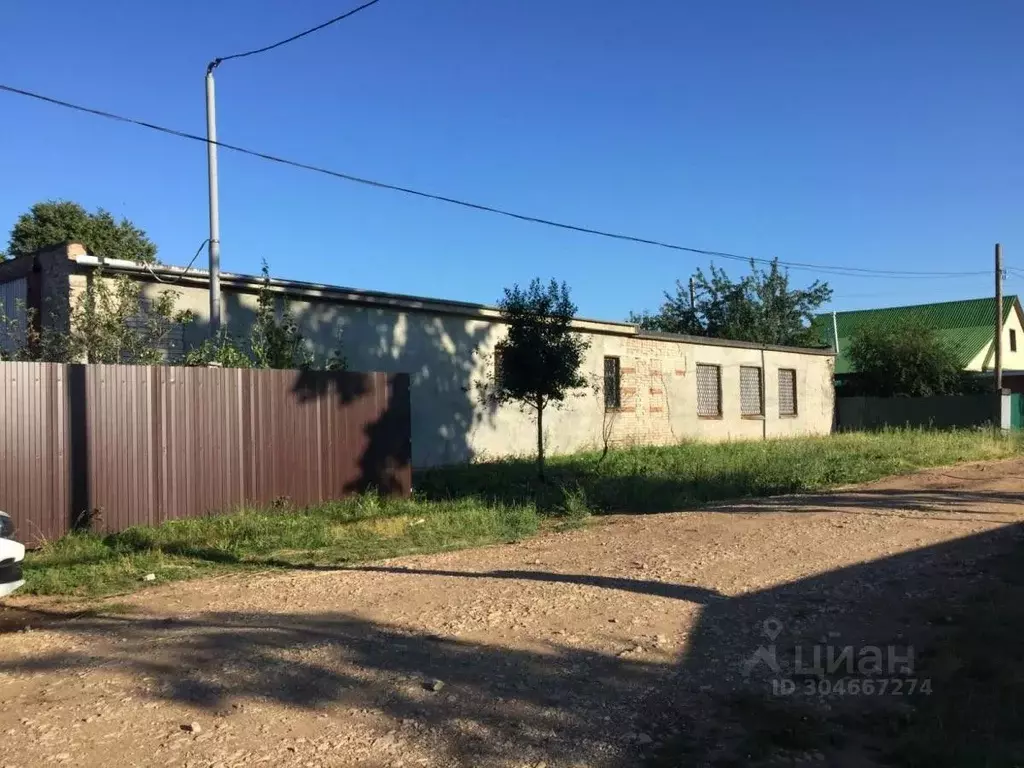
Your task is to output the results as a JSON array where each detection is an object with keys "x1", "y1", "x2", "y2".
[
  {"x1": 416, "y1": 428, "x2": 1024, "y2": 513},
  {"x1": 22, "y1": 429, "x2": 1024, "y2": 598},
  {"x1": 24, "y1": 496, "x2": 539, "y2": 598}
]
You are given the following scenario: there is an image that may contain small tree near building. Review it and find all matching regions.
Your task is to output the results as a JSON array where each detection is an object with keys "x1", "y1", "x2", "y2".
[
  {"x1": 0, "y1": 272, "x2": 192, "y2": 364},
  {"x1": 845, "y1": 318, "x2": 971, "y2": 397},
  {"x1": 486, "y1": 279, "x2": 589, "y2": 481}
]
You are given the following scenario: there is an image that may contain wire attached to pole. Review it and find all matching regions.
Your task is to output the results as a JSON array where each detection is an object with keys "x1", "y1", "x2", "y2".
[
  {"x1": 142, "y1": 239, "x2": 209, "y2": 285},
  {"x1": 210, "y1": 0, "x2": 382, "y2": 69},
  {"x1": 0, "y1": 82, "x2": 997, "y2": 282}
]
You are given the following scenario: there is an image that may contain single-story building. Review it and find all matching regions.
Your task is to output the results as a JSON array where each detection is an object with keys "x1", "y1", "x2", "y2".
[
  {"x1": 813, "y1": 296, "x2": 1024, "y2": 375},
  {"x1": 0, "y1": 244, "x2": 836, "y2": 467}
]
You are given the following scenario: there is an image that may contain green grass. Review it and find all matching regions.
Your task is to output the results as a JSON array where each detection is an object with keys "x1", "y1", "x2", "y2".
[
  {"x1": 24, "y1": 496, "x2": 539, "y2": 598},
  {"x1": 23, "y1": 429, "x2": 1024, "y2": 598},
  {"x1": 416, "y1": 428, "x2": 1024, "y2": 514}
]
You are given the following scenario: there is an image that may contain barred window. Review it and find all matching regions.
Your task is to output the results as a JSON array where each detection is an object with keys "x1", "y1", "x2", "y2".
[
  {"x1": 696, "y1": 364, "x2": 721, "y2": 417},
  {"x1": 604, "y1": 356, "x2": 621, "y2": 409},
  {"x1": 740, "y1": 366, "x2": 763, "y2": 416},
  {"x1": 778, "y1": 368, "x2": 797, "y2": 416}
]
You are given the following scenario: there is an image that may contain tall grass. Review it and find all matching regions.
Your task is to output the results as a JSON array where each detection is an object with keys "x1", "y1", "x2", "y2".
[
  {"x1": 23, "y1": 429, "x2": 1024, "y2": 598},
  {"x1": 416, "y1": 429, "x2": 1024, "y2": 514},
  {"x1": 25, "y1": 496, "x2": 537, "y2": 597}
]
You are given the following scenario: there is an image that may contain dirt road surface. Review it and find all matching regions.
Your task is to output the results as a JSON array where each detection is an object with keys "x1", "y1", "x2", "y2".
[{"x1": 2, "y1": 460, "x2": 1024, "y2": 768}]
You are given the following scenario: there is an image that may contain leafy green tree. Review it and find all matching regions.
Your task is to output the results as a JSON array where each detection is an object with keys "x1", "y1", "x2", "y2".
[
  {"x1": 844, "y1": 319, "x2": 972, "y2": 397},
  {"x1": 180, "y1": 331, "x2": 254, "y2": 368},
  {"x1": 250, "y1": 261, "x2": 313, "y2": 369},
  {"x1": 70, "y1": 274, "x2": 191, "y2": 363},
  {"x1": 0, "y1": 272, "x2": 191, "y2": 364},
  {"x1": 7, "y1": 200, "x2": 158, "y2": 262},
  {"x1": 630, "y1": 258, "x2": 831, "y2": 347},
  {"x1": 485, "y1": 279, "x2": 590, "y2": 480},
  {"x1": 181, "y1": 262, "x2": 346, "y2": 370}
]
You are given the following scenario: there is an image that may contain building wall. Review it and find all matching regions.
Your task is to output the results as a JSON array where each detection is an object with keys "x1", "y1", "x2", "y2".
[
  {"x1": 26, "y1": 246, "x2": 832, "y2": 467},
  {"x1": 130, "y1": 278, "x2": 835, "y2": 467},
  {"x1": 968, "y1": 307, "x2": 1024, "y2": 371}
]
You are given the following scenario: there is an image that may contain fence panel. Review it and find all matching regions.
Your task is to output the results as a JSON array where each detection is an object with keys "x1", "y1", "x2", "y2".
[
  {"x1": 0, "y1": 362, "x2": 411, "y2": 546},
  {"x1": 0, "y1": 362, "x2": 68, "y2": 543},
  {"x1": 836, "y1": 393, "x2": 1001, "y2": 432}
]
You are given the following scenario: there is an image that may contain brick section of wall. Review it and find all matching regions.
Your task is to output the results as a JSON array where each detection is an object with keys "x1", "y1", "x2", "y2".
[{"x1": 602, "y1": 337, "x2": 684, "y2": 448}]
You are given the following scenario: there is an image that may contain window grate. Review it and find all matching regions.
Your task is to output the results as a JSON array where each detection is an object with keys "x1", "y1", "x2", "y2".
[
  {"x1": 778, "y1": 368, "x2": 797, "y2": 416},
  {"x1": 740, "y1": 366, "x2": 763, "y2": 416},
  {"x1": 604, "y1": 356, "x2": 621, "y2": 409},
  {"x1": 696, "y1": 364, "x2": 721, "y2": 417}
]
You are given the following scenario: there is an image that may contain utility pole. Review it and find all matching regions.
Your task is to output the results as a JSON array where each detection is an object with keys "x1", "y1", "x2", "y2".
[
  {"x1": 832, "y1": 311, "x2": 840, "y2": 353},
  {"x1": 205, "y1": 62, "x2": 222, "y2": 337},
  {"x1": 995, "y1": 243, "x2": 1003, "y2": 391},
  {"x1": 688, "y1": 277, "x2": 695, "y2": 308}
]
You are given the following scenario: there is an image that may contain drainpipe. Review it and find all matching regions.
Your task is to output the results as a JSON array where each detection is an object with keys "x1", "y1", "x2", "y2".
[{"x1": 761, "y1": 345, "x2": 767, "y2": 441}]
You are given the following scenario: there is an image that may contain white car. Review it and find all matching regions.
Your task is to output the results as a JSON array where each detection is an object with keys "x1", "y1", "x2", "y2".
[{"x1": 0, "y1": 512, "x2": 25, "y2": 598}]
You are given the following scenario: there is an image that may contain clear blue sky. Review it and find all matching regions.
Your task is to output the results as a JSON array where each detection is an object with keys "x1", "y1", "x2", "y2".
[{"x1": 1, "y1": 0, "x2": 1021, "y2": 319}]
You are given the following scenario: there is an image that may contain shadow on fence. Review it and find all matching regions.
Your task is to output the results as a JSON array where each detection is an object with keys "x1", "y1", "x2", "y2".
[{"x1": 0, "y1": 362, "x2": 411, "y2": 544}]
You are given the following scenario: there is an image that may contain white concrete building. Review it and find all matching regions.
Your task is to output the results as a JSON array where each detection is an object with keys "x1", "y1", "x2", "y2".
[{"x1": 0, "y1": 244, "x2": 836, "y2": 467}]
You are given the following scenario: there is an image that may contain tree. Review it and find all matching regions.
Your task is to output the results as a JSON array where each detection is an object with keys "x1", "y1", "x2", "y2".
[
  {"x1": 250, "y1": 261, "x2": 314, "y2": 369},
  {"x1": 630, "y1": 258, "x2": 832, "y2": 347},
  {"x1": 180, "y1": 331, "x2": 255, "y2": 369},
  {"x1": 7, "y1": 200, "x2": 158, "y2": 262},
  {"x1": 844, "y1": 319, "x2": 973, "y2": 397},
  {"x1": 180, "y1": 261, "x2": 346, "y2": 371},
  {"x1": 486, "y1": 279, "x2": 590, "y2": 481},
  {"x1": 0, "y1": 271, "x2": 192, "y2": 364}
]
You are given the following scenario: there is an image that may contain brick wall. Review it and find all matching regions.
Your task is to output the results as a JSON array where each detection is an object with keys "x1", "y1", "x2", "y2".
[{"x1": 602, "y1": 336, "x2": 689, "y2": 448}]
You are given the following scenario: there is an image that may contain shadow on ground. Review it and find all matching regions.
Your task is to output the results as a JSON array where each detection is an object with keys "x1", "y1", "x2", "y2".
[{"x1": 5, "y1": 517, "x2": 1024, "y2": 765}]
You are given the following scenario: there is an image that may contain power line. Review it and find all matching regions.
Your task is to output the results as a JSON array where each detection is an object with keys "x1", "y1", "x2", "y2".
[
  {"x1": 210, "y1": 0, "x2": 382, "y2": 69},
  {"x1": 143, "y1": 239, "x2": 209, "y2": 284},
  {"x1": 0, "y1": 82, "x2": 992, "y2": 281}
]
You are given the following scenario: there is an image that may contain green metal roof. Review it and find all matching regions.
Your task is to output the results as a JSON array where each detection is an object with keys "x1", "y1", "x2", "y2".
[{"x1": 812, "y1": 296, "x2": 1018, "y2": 374}]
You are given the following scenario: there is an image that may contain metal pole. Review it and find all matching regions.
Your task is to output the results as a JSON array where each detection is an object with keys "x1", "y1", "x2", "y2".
[
  {"x1": 832, "y1": 311, "x2": 839, "y2": 353},
  {"x1": 995, "y1": 243, "x2": 1003, "y2": 391},
  {"x1": 205, "y1": 64, "x2": 222, "y2": 337}
]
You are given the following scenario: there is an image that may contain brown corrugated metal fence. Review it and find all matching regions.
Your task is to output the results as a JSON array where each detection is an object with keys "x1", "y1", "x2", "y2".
[{"x1": 0, "y1": 363, "x2": 411, "y2": 545}]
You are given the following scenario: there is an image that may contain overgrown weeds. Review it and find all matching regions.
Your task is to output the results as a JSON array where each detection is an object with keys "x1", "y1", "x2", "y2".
[
  {"x1": 23, "y1": 429, "x2": 1023, "y2": 598},
  {"x1": 416, "y1": 429, "x2": 1024, "y2": 514}
]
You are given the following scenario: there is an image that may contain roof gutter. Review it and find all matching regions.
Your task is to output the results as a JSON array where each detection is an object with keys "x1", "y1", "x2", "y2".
[
  {"x1": 70, "y1": 254, "x2": 835, "y2": 355},
  {"x1": 68, "y1": 254, "x2": 638, "y2": 336}
]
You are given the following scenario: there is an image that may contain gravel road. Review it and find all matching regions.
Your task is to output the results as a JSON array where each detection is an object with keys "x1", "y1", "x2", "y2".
[{"x1": 2, "y1": 459, "x2": 1023, "y2": 768}]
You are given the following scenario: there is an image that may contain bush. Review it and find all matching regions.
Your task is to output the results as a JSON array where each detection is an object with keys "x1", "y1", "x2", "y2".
[{"x1": 845, "y1": 319, "x2": 973, "y2": 397}]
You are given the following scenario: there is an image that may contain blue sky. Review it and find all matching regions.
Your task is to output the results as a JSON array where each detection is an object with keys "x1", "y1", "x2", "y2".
[{"x1": 1, "y1": 0, "x2": 1021, "y2": 320}]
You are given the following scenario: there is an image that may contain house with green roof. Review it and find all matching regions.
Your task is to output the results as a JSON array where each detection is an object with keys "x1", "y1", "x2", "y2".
[{"x1": 812, "y1": 296, "x2": 1024, "y2": 375}]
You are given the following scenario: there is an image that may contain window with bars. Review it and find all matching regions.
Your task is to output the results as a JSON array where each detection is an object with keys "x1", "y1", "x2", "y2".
[
  {"x1": 696, "y1": 364, "x2": 721, "y2": 417},
  {"x1": 778, "y1": 368, "x2": 797, "y2": 416},
  {"x1": 740, "y1": 366, "x2": 763, "y2": 416},
  {"x1": 604, "y1": 356, "x2": 621, "y2": 409}
]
